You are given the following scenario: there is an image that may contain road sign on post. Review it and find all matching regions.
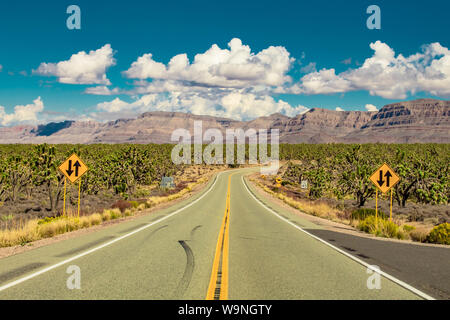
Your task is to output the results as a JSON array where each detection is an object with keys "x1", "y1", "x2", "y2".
[
  {"x1": 370, "y1": 163, "x2": 400, "y2": 222},
  {"x1": 369, "y1": 163, "x2": 400, "y2": 194},
  {"x1": 58, "y1": 154, "x2": 89, "y2": 217},
  {"x1": 59, "y1": 154, "x2": 88, "y2": 184}
]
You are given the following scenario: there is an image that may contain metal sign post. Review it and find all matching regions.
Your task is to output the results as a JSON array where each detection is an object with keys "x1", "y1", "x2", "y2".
[
  {"x1": 58, "y1": 154, "x2": 89, "y2": 218},
  {"x1": 370, "y1": 163, "x2": 401, "y2": 225}
]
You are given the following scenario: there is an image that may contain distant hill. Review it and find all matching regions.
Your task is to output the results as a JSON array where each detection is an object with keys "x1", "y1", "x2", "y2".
[{"x1": 0, "y1": 99, "x2": 448, "y2": 144}]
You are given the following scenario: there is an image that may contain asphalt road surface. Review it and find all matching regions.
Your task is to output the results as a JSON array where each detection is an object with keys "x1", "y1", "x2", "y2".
[{"x1": 0, "y1": 168, "x2": 444, "y2": 300}]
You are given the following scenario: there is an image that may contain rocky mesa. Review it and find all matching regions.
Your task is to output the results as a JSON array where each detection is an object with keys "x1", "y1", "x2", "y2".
[{"x1": 0, "y1": 99, "x2": 448, "y2": 144}]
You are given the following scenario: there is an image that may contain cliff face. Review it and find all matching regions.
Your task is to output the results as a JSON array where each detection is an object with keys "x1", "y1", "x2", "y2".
[
  {"x1": 0, "y1": 99, "x2": 448, "y2": 144},
  {"x1": 344, "y1": 99, "x2": 450, "y2": 143},
  {"x1": 278, "y1": 109, "x2": 375, "y2": 143}
]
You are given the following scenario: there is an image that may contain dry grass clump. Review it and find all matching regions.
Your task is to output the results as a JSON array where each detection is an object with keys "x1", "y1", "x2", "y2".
[
  {"x1": 408, "y1": 227, "x2": 430, "y2": 242},
  {"x1": 90, "y1": 213, "x2": 103, "y2": 225},
  {"x1": 0, "y1": 220, "x2": 40, "y2": 247},
  {"x1": 102, "y1": 210, "x2": 112, "y2": 221},
  {"x1": 0, "y1": 207, "x2": 136, "y2": 248},
  {"x1": 255, "y1": 180, "x2": 342, "y2": 222}
]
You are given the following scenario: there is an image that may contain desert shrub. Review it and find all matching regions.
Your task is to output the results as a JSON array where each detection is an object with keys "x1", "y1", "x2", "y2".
[
  {"x1": 402, "y1": 224, "x2": 416, "y2": 232},
  {"x1": 109, "y1": 208, "x2": 122, "y2": 219},
  {"x1": 37, "y1": 216, "x2": 62, "y2": 225},
  {"x1": 1, "y1": 214, "x2": 13, "y2": 222},
  {"x1": 90, "y1": 213, "x2": 102, "y2": 225},
  {"x1": 144, "y1": 201, "x2": 152, "y2": 209},
  {"x1": 358, "y1": 216, "x2": 403, "y2": 239},
  {"x1": 128, "y1": 201, "x2": 139, "y2": 208},
  {"x1": 112, "y1": 200, "x2": 132, "y2": 213},
  {"x1": 0, "y1": 221, "x2": 40, "y2": 247},
  {"x1": 409, "y1": 227, "x2": 429, "y2": 242},
  {"x1": 79, "y1": 216, "x2": 91, "y2": 228},
  {"x1": 133, "y1": 188, "x2": 150, "y2": 198},
  {"x1": 38, "y1": 218, "x2": 78, "y2": 237},
  {"x1": 426, "y1": 223, "x2": 450, "y2": 245},
  {"x1": 102, "y1": 210, "x2": 112, "y2": 221},
  {"x1": 352, "y1": 208, "x2": 387, "y2": 221}
]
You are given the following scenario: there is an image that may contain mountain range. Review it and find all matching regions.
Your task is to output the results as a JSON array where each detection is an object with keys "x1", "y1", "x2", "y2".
[{"x1": 0, "y1": 99, "x2": 448, "y2": 144}]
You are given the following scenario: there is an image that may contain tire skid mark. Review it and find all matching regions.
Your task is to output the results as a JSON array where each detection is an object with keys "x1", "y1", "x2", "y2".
[
  {"x1": 0, "y1": 263, "x2": 46, "y2": 285},
  {"x1": 175, "y1": 240, "x2": 195, "y2": 298},
  {"x1": 190, "y1": 225, "x2": 202, "y2": 240},
  {"x1": 0, "y1": 172, "x2": 222, "y2": 293},
  {"x1": 141, "y1": 224, "x2": 168, "y2": 243},
  {"x1": 55, "y1": 236, "x2": 115, "y2": 257}
]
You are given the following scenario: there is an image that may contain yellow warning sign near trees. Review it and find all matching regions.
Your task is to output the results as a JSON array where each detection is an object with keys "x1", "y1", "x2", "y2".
[
  {"x1": 58, "y1": 153, "x2": 88, "y2": 184},
  {"x1": 369, "y1": 163, "x2": 400, "y2": 194}
]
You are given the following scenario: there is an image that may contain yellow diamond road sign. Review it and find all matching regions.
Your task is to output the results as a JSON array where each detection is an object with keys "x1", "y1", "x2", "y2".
[
  {"x1": 370, "y1": 163, "x2": 400, "y2": 193},
  {"x1": 58, "y1": 153, "x2": 88, "y2": 183}
]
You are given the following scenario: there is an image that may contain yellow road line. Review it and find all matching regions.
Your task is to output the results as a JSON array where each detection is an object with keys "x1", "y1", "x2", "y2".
[
  {"x1": 205, "y1": 205, "x2": 227, "y2": 299},
  {"x1": 220, "y1": 177, "x2": 231, "y2": 300},
  {"x1": 206, "y1": 174, "x2": 232, "y2": 300}
]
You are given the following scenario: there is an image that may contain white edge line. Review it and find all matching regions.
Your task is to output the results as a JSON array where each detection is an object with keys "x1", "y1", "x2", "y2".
[
  {"x1": 0, "y1": 172, "x2": 223, "y2": 293},
  {"x1": 241, "y1": 175, "x2": 436, "y2": 301}
]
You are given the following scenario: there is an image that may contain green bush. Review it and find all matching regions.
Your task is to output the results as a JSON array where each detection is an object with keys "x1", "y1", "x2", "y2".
[
  {"x1": 358, "y1": 216, "x2": 404, "y2": 239},
  {"x1": 37, "y1": 216, "x2": 61, "y2": 225},
  {"x1": 109, "y1": 208, "x2": 122, "y2": 220},
  {"x1": 129, "y1": 201, "x2": 139, "y2": 208},
  {"x1": 402, "y1": 224, "x2": 416, "y2": 232},
  {"x1": 352, "y1": 208, "x2": 387, "y2": 221},
  {"x1": 426, "y1": 223, "x2": 450, "y2": 245}
]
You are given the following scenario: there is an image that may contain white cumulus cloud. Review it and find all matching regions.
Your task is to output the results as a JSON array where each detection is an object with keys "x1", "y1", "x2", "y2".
[
  {"x1": 288, "y1": 41, "x2": 450, "y2": 99},
  {"x1": 34, "y1": 44, "x2": 116, "y2": 85},
  {"x1": 84, "y1": 86, "x2": 119, "y2": 95},
  {"x1": 365, "y1": 104, "x2": 378, "y2": 112},
  {"x1": 0, "y1": 97, "x2": 44, "y2": 126},
  {"x1": 124, "y1": 38, "x2": 294, "y2": 89}
]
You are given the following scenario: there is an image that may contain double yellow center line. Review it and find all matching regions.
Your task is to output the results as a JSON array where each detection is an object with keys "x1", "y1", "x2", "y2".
[{"x1": 206, "y1": 174, "x2": 232, "y2": 300}]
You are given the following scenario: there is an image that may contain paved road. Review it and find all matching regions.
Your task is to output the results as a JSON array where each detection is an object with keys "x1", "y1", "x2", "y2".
[{"x1": 0, "y1": 169, "x2": 437, "y2": 300}]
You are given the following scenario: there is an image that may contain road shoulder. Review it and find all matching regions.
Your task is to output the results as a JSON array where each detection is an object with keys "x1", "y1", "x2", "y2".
[{"x1": 245, "y1": 173, "x2": 450, "y2": 300}]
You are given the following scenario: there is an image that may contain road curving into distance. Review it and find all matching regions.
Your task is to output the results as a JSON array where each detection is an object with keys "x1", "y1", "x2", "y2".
[{"x1": 0, "y1": 168, "x2": 438, "y2": 300}]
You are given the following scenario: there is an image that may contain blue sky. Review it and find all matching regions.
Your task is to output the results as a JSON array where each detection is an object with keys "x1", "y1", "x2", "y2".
[{"x1": 0, "y1": 0, "x2": 449, "y2": 125}]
